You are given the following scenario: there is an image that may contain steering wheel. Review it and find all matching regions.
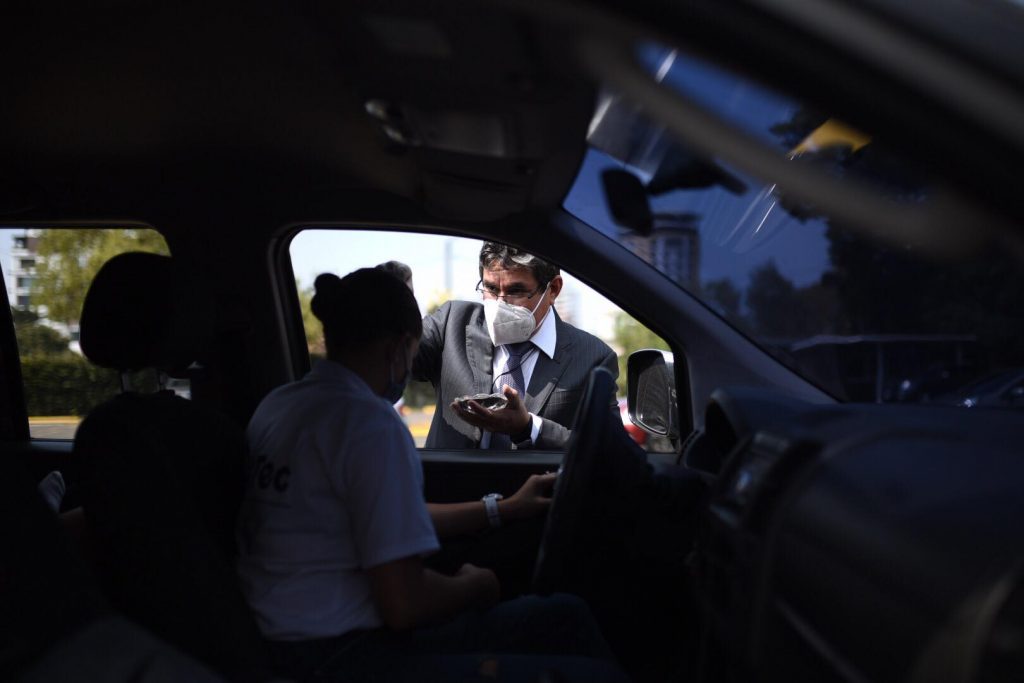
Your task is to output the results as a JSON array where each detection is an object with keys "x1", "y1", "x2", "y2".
[{"x1": 532, "y1": 367, "x2": 619, "y2": 595}]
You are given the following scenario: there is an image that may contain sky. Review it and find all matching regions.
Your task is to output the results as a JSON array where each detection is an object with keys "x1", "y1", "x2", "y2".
[{"x1": 289, "y1": 230, "x2": 624, "y2": 342}]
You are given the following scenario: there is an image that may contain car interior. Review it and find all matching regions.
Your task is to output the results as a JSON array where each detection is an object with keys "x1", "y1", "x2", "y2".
[{"x1": 3, "y1": 1, "x2": 1024, "y2": 682}]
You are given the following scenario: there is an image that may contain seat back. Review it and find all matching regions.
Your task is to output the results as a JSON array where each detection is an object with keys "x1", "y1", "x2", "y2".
[
  {"x1": 0, "y1": 457, "x2": 106, "y2": 680},
  {"x1": 74, "y1": 252, "x2": 271, "y2": 681}
]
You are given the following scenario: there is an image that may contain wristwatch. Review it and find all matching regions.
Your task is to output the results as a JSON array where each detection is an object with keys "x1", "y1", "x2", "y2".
[{"x1": 482, "y1": 493, "x2": 504, "y2": 528}]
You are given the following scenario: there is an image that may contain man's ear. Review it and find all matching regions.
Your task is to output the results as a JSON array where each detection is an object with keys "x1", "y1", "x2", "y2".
[{"x1": 548, "y1": 275, "x2": 564, "y2": 300}]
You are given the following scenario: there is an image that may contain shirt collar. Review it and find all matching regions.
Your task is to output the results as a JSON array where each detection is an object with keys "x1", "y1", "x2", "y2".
[
  {"x1": 310, "y1": 358, "x2": 374, "y2": 394},
  {"x1": 530, "y1": 307, "x2": 557, "y2": 359}
]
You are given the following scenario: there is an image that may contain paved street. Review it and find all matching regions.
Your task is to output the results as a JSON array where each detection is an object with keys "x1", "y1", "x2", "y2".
[
  {"x1": 29, "y1": 417, "x2": 79, "y2": 440},
  {"x1": 28, "y1": 408, "x2": 436, "y2": 445},
  {"x1": 404, "y1": 406, "x2": 433, "y2": 447}
]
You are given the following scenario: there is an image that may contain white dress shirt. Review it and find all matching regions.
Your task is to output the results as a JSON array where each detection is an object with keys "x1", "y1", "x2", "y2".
[{"x1": 480, "y1": 307, "x2": 557, "y2": 448}]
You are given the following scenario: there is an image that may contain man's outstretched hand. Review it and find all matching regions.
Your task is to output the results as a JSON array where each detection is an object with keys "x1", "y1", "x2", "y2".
[{"x1": 451, "y1": 385, "x2": 531, "y2": 436}]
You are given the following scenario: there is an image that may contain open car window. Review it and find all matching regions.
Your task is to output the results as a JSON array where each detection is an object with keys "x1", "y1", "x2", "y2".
[
  {"x1": 1, "y1": 227, "x2": 174, "y2": 439},
  {"x1": 565, "y1": 44, "x2": 1024, "y2": 406},
  {"x1": 288, "y1": 229, "x2": 673, "y2": 451}
]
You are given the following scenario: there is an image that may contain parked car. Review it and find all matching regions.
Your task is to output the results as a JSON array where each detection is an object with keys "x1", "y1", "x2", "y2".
[
  {"x1": 619, "y1": 398, "x2": 647, "y2": 446},
  {"x1": 936, "y1": 368, "x2": 1024, "y2": 410},
  {"x1": 3, "y1": 1, "x2": 1024, "y2": 682}
]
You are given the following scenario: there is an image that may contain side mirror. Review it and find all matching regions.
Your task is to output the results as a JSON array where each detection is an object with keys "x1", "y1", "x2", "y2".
[{"x1": 626, "y1": 349, "x2": 678, "y2": 442}]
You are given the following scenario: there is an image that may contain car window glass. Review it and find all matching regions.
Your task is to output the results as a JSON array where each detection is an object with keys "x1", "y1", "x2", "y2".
[
  {"x1": 289, "y1": 229, "x2": 673, "y2": 451},
  {"x1": 564, "y1": 44, "x2": 1024, "y2": 408},
  {"x1": 1, "y1": 227, "x2": 176, "y2": 439}
]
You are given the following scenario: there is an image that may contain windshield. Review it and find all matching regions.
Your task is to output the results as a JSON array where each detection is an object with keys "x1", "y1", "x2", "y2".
[{"x1": 565, "y1": 45, "x2": 1024, "y2": 406}]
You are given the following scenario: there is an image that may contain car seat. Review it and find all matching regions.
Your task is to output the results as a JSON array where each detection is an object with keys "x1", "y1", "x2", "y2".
[
  {"x1": 0, "y1": 455, "x2": 105, "y2": 679},
  {"x1": 0, "y1": 457, "x2": 226, "y2": 682},
  {"x1": 73, "y1": 251, "x2": 271, "y2": 681}
]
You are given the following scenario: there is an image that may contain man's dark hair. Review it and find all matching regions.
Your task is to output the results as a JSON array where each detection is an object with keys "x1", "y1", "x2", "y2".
[
  {"x1": 478, "y1": 242, "x2": 559, "y2": 287},
  {"x1": 311, "y1": 268, "x2": 422, "y2": 356},
  {"x1": 376, "y1": 260, "x2": 413, "y2": 288}
]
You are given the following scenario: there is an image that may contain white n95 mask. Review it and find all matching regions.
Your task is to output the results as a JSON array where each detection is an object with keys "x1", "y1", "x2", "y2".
[{"x1": 483, "y1": 285, "x2": 547, "y2": 346}]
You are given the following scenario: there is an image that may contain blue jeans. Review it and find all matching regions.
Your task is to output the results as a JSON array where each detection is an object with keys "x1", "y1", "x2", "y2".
[{"x1": 271, "y1": 594, "x2": 628, "y2": 682}]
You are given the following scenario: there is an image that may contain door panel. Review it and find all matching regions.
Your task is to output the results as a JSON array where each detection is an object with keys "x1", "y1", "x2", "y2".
[{"x1": 420, "y1": 449, "x2": 562, "y2": 502}]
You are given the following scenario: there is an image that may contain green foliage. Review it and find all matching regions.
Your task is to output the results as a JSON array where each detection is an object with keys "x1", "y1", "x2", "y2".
[
  {"x1": 297, "y1": 281, "x2": 324, "y2": 354},
  {"x1": 10, "y1": 307, "x2": 39, "y2": 325},
  {"x1": 21, "y1": 355, "x2": 113, "y2": 416},
  {"x1": 15, "y1": 323, "x2": 70, "y2": 356},
  {"x1": 403, "y1": 380, "x2": 436, "y2": 409},
  {"x1": 612, "y1": 312, "x2": 670, "y2": 385},
  {"x1": 31, "y1": 228, "x2": 169, "y2": 325},
  {"x1": 20, "y1": 355, "x2": 158, "y2": 416}
]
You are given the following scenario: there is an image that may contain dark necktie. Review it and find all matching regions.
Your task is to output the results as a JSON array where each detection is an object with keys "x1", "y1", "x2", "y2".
[
  {"x1": 488, "y1": 341, "x2": 534, "y2": 449},
  {"x1": 494, "y1": 341, "x2": 533, "y2": 396}
]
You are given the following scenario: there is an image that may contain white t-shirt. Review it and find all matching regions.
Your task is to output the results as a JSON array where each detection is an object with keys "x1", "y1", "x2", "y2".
[{"x1": 236, "y1": 359, "x2": 440, "y2": 641}]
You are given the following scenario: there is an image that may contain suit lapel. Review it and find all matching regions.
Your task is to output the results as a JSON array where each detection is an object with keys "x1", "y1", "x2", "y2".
[
  {"x1": 446, "y1": 315, "x2": 495, "y2": 445},
  {"x1": 465, "y1": 318, "x2": 494, "y2": 396},
  {"x1": 525, "y1": 318, "x2": 573, "y2": 414}
]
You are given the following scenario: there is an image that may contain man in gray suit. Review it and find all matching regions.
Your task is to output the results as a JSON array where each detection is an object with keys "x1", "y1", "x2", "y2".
[{"x1": 413, "y1": 242, "x2": 618, "y2": 450}]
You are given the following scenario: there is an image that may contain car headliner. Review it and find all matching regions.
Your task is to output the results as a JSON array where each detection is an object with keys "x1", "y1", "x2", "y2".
[
  {"x1": 1, "y1": 1, "x2": 598, "y2": 230},
  {"x1": 3, "y1": 0, "x2": 1024, "y2": 239}
]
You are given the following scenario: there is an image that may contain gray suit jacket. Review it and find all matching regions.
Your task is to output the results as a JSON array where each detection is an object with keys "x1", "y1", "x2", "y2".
[{"x1": 412, "y1": 300, "x2": 619, "y2": 450}]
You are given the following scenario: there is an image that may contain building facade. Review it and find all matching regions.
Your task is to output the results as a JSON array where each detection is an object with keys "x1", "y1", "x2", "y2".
[{"x1": 8, "y1": 229, "x2": 39, "y2": 310}]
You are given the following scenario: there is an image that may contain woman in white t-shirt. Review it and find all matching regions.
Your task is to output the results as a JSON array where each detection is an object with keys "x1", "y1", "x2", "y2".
[{"x1": 237, "y1": 268, "x2": 625, "y2": 683}]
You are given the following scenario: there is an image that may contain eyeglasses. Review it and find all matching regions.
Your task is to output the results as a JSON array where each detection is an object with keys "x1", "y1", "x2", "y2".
[{"x1": 475, "y1": 280, "x2": 545, "y2": 305}]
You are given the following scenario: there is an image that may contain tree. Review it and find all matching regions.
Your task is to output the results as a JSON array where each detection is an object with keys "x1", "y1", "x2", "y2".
[
  {"x1": 296, "y1": 281, "x2": 324, "y2": 356},
  {"x1": 11, "y1": 307, "x2": 39, "y2": 325},
  {"x1": 15, "y1": 323, "x2": 71, "y2": 356},
  {"x1": 612, "y1": 311, "x2": 671, "y2": 385},
  {"x1": 745, "y1": 261, "x2": 814, "y2": 340},
  {"x1": 702, "y1": 278, "x2": 743, "y2": 324},
  {"x1": 767, "y1": 108, "x2": 1024, "y2": 381},
  {"x1": 31, "y1": 229, "x2": 169, "y2": 326},
  {"x1": 826, "y1": 227, "x2": 1024, "y2": 365}
]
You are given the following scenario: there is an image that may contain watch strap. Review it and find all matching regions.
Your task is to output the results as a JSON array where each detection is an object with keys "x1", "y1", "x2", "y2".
[{"x1": 482, "y1": 493, "x2": 503, "y2": 528}]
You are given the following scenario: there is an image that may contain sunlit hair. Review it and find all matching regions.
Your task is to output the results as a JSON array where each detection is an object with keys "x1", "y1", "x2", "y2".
[
  {"x1": 478, "y1": 242, "x2": 559, "y2": 287},
  {"x1": 376, "y1": 260, "x2": 413, "y2": 290},
  {"x1": 312, "y1": 268, "x2": 421, "y2": 357}
]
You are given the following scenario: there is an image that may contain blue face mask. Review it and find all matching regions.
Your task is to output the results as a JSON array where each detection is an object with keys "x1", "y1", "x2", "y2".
[{"x1": 384, "y1": 346, "x2": 411, "y2": 404}]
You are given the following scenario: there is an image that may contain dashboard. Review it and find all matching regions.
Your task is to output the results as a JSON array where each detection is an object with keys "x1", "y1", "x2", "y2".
[{"x1": 687, "y1": 388, "x2": 1024, "y2": 682}]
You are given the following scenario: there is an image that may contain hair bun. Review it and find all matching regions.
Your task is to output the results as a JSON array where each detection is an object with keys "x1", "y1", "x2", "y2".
[
  {"x1": 314, "y1": 273, "x2": 341, "y2": 293},
  {"x1": 311, "y1": 273, "x2": 343, "y2": 322}
]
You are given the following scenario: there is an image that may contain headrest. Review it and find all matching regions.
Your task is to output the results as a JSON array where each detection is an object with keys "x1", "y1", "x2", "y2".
[{"x1": 79, "y1": 252, "x2": 192, "y2": 373}]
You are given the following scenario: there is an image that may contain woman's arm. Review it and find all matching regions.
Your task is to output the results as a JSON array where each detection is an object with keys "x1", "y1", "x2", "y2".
[
  {"x1": 367, "y1": 556, "x2": 499, "y2": 630},
  {"x1": 426, "y1": 472, "x2": 556, "y2": 538}
]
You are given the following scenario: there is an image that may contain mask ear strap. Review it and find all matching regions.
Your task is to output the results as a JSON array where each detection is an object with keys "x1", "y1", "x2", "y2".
[{"x1": 530, "y1": 282, "x2": 550, "y2": 315}]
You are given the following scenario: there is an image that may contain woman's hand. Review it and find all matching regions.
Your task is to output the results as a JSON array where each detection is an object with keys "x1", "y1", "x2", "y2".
[
  {"x1": 455, "y1": 563, "x2": 500, "y2": 609},
  {"x1": 501, "y1": 472, "x2": 557, "y2": 521}
]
